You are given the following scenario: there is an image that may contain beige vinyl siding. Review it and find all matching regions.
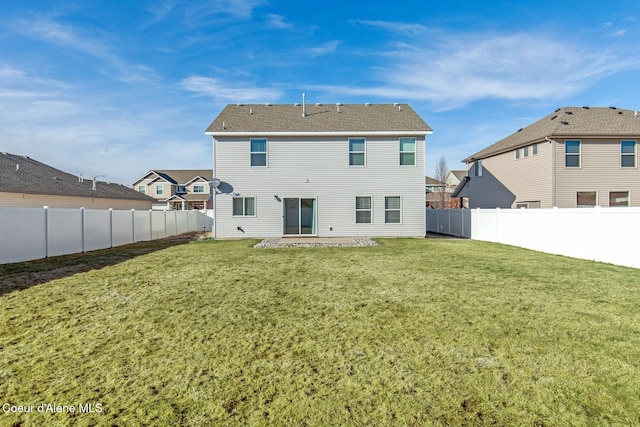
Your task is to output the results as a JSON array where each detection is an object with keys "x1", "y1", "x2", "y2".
[
  {"x1": 466, "y1": 141, "x2": 553, "y2": 208},
  {"x1": 555, "y1": 138, "x2": 640, "y2": 207},
  {"x1": 0, "y1": 192, "x2": 153, "y2": 209},
  {"x1": 213, "y1": 135, "x2": 425, "y2": 238}
]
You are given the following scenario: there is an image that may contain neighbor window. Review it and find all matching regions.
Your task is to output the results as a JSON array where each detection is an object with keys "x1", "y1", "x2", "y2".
[
  {"x1": 474, "y1": 160, "x2": 483, "y2": 177},
  {"x1": 348, "y1": 138, "x2": 366, "y2": 166},
  {"x1": 523, "y1": 146, "x2": 529, "y2": 157},
  {"x1": 385, "y1": 196, "x2": 401, "y2": 223},
  {"x1": 399, "y1": 137, "x2": 416, "y2": 166},
  {"x1": 156, "y1": 185, "x2": 163, "y2": 195},
  {"x1": 177, "y1": 185, "x2": 187, "y2": 193},
  {"x1": 193, "y1": 185, "x2": 205, "y2": 193},
  {"x1": 250, "y1": 138, "x2": 267, "y2": 167},
  {"x1": 532, "y1": 144, "x2": 538, "y2": 155},
  {"x1": 137, "y1": 185, "x2": 146, "y2": 194},
  {"x1": 232, "y1": 197, "x2": 256, "y2": 216},
  {"x1": 621, "y1": 140, "x2": 636, "y2": 167},
  {"x1": 515, "y1": 149, "x2": 520, "y2": 159},
  {"x1": 577, "y1": 191, "x2": 597, "y2": 208},
  {"x1": 565, "y1": 140, "x2": 581, "y2": 167},
  {"x1": 609, "y1": 191, "x2": 629, "y2": 207},
  {"x1": 355, "y1": 196, "x2": 372, "y2": 224}
]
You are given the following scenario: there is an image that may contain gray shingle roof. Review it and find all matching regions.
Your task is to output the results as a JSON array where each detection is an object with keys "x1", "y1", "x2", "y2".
[
  {"x1": 152, "y1": 170, "x2": 212, "y2": 185},
  {"x1": 206, "y1": 103, "x2": 432, "y2": 134},
  {"x1": 0, "y1": 152, "x2": 155, "y2": 201},
  {"x1": 464, "y1": 107, "x2": 640, "y2": 162}
]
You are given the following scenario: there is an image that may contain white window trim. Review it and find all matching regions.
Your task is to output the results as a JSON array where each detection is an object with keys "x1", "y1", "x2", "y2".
[
  {"x1": 250, "y1": 138, "x2": 268, "y2": 167},
  {"x1": 193, "y1": 185, "x2": 205, "y2": 193},
  {"x1": 515, "y1": 149, "x2": 520, "y2": 160},
  {"x1": 399, "y1": 137, "x2": 417, "y2": 167},
  {"x1": 137, "y1": 185, "x2": 146, "y2": 194},
  {"x1": 576, "y1": 191, "x2": 599, "y2": 208},
  {"x1": 349, "y1": 138, "x2": 366, "y2": 167},
  {"x1": 232, "y1": 196, "x2": 257, "y2": 217},
  {"x1": 621, "y1": 140, "x2": 637, "y2": 168},
  {"x1": 609, "y1": 191, "x2": 630, "y2": 207},
  {"x1": 384, "y1": 196, "x2": 402, "y2": 224},
  {"x1": 156, "y1": 185, "x2": 164, "y2": 195},
  {"x1": 355, "y1": 196, "x2": 373, "y2": 224}
]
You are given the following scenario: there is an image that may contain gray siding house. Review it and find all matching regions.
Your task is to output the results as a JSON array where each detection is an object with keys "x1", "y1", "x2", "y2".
[
  {"x1": 455, "y1": 107, "x2": 640, "y2": 208},
  {"x1": 206, "y1": 103, "x2": 433, "y2": 238}
]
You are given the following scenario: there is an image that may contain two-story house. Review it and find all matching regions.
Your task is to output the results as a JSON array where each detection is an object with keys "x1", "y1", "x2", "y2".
[
  {"x1": 454, "y1": 107, "x2": 640, "y2": 208},
  {"x1": 205, "y1": 102, "x2": 432, "y2": 238},
  {"x1": 132, "y1": 170, "x2": 213, "y2": 210}
]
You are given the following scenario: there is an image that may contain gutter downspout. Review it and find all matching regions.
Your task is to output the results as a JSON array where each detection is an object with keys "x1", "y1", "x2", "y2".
[{"x1": 545, "y1": 136, "x2": 557, "y2": 207}]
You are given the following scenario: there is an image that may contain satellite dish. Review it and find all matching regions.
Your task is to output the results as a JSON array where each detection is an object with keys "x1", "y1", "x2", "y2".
[{"x1": 209, "y1": 178, "x2": 221, "y2": 188}]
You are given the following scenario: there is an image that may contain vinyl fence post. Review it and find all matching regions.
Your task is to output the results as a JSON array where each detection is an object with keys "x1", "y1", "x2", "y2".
[
  {"x1": 44, "y1": 206, "x2": 49, "y2": 258},
  {"x1": 109, "y1": 208, "x2": 113, "y2": 248},
  {"x1": 131, "y1": 209, "x2": 135, "y2": 243},
  {"x1": 149, "y1": 209, "x2": 153, "y2": 241},
  {"x1": 80, "y1": 207, "x2": 85, "y2": 253}
]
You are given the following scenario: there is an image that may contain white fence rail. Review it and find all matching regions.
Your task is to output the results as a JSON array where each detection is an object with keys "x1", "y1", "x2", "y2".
[
  {"x1": 0, "y1": 207, "x2": 213, "y2": 264},
  {"x1": 427, "y1": 208, "x2": 640, "y2": 269}
]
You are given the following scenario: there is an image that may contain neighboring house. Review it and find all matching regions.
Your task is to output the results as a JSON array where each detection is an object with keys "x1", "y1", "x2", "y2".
[
  {"x1": 0, "y1": 152, "x2": 155, "y2": 209},
  {"x1": 454, "y1": 107, "x2": 640, "y2": 208},
  {"x1": 426, "y1": 170, "x2": 468, "y2": 208},
  {"x1": 132, "y1": 170, "x2": 213, "y2": 210},
  {"x1": 425, "y1": 176, "x2": 448, "y2": 208},
  {"x1": 205, "y1": 102, "x2": 433, "y2": 238}
]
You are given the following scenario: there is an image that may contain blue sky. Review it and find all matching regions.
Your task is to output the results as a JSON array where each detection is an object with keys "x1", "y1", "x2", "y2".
[{"x1": 1, "y1": 0, "x2": 639, "y2": 184}]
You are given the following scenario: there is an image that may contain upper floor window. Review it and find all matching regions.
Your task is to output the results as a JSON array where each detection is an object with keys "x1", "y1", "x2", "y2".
[
  {"x1": 156, "y1": 185, "x2": 163, "y2": 195},
  {"x1": 565, "y1": 140, "x2": 581, "y2": 167},
  {"x1": 193, "y1": 185, "x2": 205, "y2": 193},
  {"x1": 137, "y1": 185, "x2": 146, "y2": 194},
  {"x1": 515, "y1": 149, "x2": 520, "y2": 159},
  {"x1": 177, "y1": 185, "x2": 187, "y2": 193},
  {"x1": 532, "y1": 144, "x2": 538, "y2": 155},
  {"x1": 523, "y1": 146, "x2": 529, "y2": 157},
  {"x1": 621, "y1": 140, "x2": 636, "y2": 167},
  {"x1": 349, "y1": 138, "x2": 366, "y2": 166},
  {"x1": 474, "y1": 160, "x2": 483, "y2": 177},
  {"x1": 399, "y1": 138, "x2": 416, "y2": 166},
  {"x1": 250, "y1": 139, "x2": 267, "y2": 167},
  {"x1": 233, "y1": 196, "x2": 256, "y2": 216}
]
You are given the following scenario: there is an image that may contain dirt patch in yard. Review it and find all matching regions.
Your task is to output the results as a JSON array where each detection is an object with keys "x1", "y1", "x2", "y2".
[{"x1": 0, "y1": 232, "x2": 203, "y2": 296}]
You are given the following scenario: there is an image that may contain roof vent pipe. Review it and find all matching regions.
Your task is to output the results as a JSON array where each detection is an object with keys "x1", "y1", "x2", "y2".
[
  {"x1": 16, "y1": 164, "x2": 19, "y2": 172},
  {"x1": 92, "y1": 177, "x2": 97, "y2": 191},
  {"x1": 79, "y1": 173, "x2": 83, "y2": 183},
  {"x1": 302, "y1": 93, "x2": 307, "y2": 117}
]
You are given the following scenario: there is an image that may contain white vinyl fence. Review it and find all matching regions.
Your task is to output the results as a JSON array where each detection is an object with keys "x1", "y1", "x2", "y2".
[
  {"x1": 0, "y1": 207, "x2": 213, "y2": 264},
  {"x1": 427, "y1": 207, "x2": 640, "y2": 269}
]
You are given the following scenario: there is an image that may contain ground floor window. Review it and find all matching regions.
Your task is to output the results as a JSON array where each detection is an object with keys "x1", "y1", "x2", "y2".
[
  {"x1": 577, "y1": 191, "x2": 597, "y2": 208},
  {"x1": 355, "y1": 196, "x2": 372, "y2": 224},
  {"x1": 232, "y1": 197, "x2": 255, "y2": 216},
  {"x1": 385, "y1": 196, "x2": 401, "y2": 223},
  {"x1": 609, "y1": 191, "x2": 629, "y2": 207}
]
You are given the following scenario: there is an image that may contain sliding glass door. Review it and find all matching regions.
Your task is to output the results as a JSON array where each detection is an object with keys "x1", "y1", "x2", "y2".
[{"x1": 283, "y1": 198, "x2": 316, "y2": 235}]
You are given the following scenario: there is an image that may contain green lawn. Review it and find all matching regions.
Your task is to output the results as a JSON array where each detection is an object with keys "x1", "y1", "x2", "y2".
[{"x1": 1, "y1": 238, "x2": 639, "y2": 426}]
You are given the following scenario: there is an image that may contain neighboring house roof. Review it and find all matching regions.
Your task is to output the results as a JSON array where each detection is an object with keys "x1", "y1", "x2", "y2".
[
  {"x1": 133, "y1": 170, "x2": 213, "y2": 186},
  {"x1": 425, "y1": 176, "x2": 445, "y2": 186},
  {"x1": 464, "y1": 106, "x2": 640, "y2": 162},
  {"x1": 206, "y1": 103, "x2": 433, "y2": 134},
  {"x1": 0, "y1": 152, "x2": 155, "y2": 202},
  {"x1": 449, "y1": 170, "x2": 467, "y2": 181}
]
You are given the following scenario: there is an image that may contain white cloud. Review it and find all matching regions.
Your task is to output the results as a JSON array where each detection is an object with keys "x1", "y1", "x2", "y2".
[
  {"x1": 265, "y1": 13, "x2": 292, "y2": 29},
  {"x1": 356, "y1": 19, "x2": 431, "y2": 36},
  {"x1": 16, "y1": 18, "x2": 158, "y2": 84},
  {"x1": 181, "y1": 76, "x2": 282, "y2": 103},
  {"x1": 611, "y1": 29, "x2": 627, "y2": 37},
  {"x1": 305, "y1": 41, "x2": 341, "y2": 57},
  {"x1": 312, "y1": 31, "x2": 635, "y2": 109}
]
